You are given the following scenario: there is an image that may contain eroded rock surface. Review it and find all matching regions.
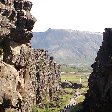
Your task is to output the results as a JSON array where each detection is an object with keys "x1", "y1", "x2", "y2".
[
  {"x1": 0, "y1": 0, "x2": 61, "y2": 112},
  {"x1": 82, "y1": 28, "x2": 112, "y2": 112},
  {"x1": 0, "y1": 0, "x2": 37, "y2": 111},
  {"x1": 34, "y1": 49, "x2": 61, "y2": 107}
]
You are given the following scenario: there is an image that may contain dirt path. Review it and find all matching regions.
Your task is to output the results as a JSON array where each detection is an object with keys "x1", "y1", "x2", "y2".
[{"x1": 60, "y1": 94, "x2": 83, "y2": 112}]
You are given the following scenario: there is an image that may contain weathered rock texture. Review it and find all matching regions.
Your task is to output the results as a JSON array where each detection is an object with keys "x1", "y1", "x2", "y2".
[
  {"x1": 82, "y1": 28, "x2": 112, "y2": 112},
  {"x1": 0, "y1": 0, "x2": 61, "y2": 112},
  {"x1": 0, "y1": 0, "x2": 37, "y2": 112},
  {"x1": 34, "y1": 49, "x2": 61, "y2": 107}
]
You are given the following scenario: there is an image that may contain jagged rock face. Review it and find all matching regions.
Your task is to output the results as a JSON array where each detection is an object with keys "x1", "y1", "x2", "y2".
[
  {"x1": 0, "y1": 62, "x2": 21, "y2": 108},
  {"x1": 0, "y1": 0, "x2": 36, "y2": 44},
  {"x1": 0, "y1": 43, "x2": 37, "y2": 112},
  {"x1": 82, "y1": 28, "x2": 112, "y2": 112},
  {"x1": 0, "y1": 0, "x2": 61, "y2": 111},
  {"x1": 34, "y1": 49, "x2": 61, "y2": 107},
  {"x1": 0, "y1": 0, "x2": 37, "y2": 112}
]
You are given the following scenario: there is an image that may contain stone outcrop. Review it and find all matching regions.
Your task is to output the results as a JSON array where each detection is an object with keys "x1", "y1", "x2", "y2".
[
  {"x1": 0, "y1": 0, "x2": 37, "y2": 111},
  {"x1": 82, "y1": 28, "x2": 112, "y2": 112},
  {"x1": 0, "y1": 0, "x2": 61, "y2": 112},
  {"x1": 34, "y1": 49, "x2": 61, "y2": 107}
]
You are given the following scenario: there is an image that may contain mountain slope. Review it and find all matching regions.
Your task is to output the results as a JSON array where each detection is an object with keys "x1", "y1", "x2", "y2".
[{"x1": 31, "y1": 28, "x2": 103, "y2": 66}]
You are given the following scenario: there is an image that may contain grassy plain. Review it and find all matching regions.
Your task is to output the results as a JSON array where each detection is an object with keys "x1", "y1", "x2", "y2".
[
  {"x1": 62, "y1": 73, "x2": 89, "y2": 112},
  {"x1": 33, "y1": 72, "x2": 89, "y2": 112}
]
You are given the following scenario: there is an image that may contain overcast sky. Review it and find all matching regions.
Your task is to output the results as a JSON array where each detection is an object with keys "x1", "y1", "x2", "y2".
[{"x1": 31, "y1": 0, "x2": 112, "y2": 32}]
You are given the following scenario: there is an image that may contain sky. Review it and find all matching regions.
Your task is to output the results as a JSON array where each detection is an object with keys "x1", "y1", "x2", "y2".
[{"x1": 31, "y1": 0, "x2": 112, "y2": 32}]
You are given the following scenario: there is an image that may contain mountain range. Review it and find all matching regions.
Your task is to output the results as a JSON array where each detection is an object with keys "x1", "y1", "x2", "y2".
[{"x1": 31, "y1": 28, "x2": 103, "y2": 67}]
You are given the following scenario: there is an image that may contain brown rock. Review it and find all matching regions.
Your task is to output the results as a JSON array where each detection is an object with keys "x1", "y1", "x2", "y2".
[
  {"x1": 34, "y1": 49, "x2": 61, "y2": 107},
  {"x1": 0, "y1": 0, "x2": 61, "y2": 112}
]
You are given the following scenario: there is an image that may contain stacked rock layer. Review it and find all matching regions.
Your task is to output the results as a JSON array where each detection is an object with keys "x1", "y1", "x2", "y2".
[
  {"x1": 0, "y1": 0, "x2": 37, "y2": 112},
  {"x1": 0, "y1": 0, "x2": 61, "y2": 112},
  {"x1": 34, "y1": 49, "x2": 61, "y2": 107},
  {"x1": 82, "y1": 28, "x2": 112, "y2": 112}
]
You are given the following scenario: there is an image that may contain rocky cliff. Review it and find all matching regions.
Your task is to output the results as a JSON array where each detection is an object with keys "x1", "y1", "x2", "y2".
[
  {"x1": 34, "y1": 49, "x2": 61, "y2": 107},
  {"x1": 0, "y1": 0, "x2": 61, "y2": 112},
  {"x1": 82, "y1": 28, "x2": 112, "y2": 112}
]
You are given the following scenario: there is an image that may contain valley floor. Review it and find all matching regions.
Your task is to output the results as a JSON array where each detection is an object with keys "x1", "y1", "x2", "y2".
[{"x1": 33, "y1": 72, "x2": 89, "y2": 112}]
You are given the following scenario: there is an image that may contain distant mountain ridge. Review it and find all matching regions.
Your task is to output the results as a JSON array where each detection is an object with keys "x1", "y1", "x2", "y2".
[{"x1": 31, "y1": 28, "x2": 103, "y2": 67}]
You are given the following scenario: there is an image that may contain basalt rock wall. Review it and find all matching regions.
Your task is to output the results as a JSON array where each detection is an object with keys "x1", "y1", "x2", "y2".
[
  {"x1": 0, "y1": 0, "x2": 61, "y2": 112},
  {"x1": 0, "y1": 0, "x2": 37, "y2": 112},
  {"x1": 82, "y1": 28, "x2": 112, "y2": 112},
  {"x1": 34, "y1": 49, "x2": 61, "y2": 107}
]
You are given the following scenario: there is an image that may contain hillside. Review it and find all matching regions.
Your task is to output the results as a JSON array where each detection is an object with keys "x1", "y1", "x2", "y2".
[{"x1": 31, "y1": 28, "x2": 103, "y2": 67}]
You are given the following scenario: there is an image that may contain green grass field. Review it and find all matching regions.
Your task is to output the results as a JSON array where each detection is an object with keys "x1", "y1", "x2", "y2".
[
  {"x1": 32, "y1": 93, "x2": 73, "y2": 112},
  {"x1": 61, "y1": 73, "x2": 89, "y2": 88},
  {"x1": 61, "y1": 73, "x2": 89, "y2": 112},
  {"x1": 33, "y1": 73, "x2": 89, "y2": 112}
]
